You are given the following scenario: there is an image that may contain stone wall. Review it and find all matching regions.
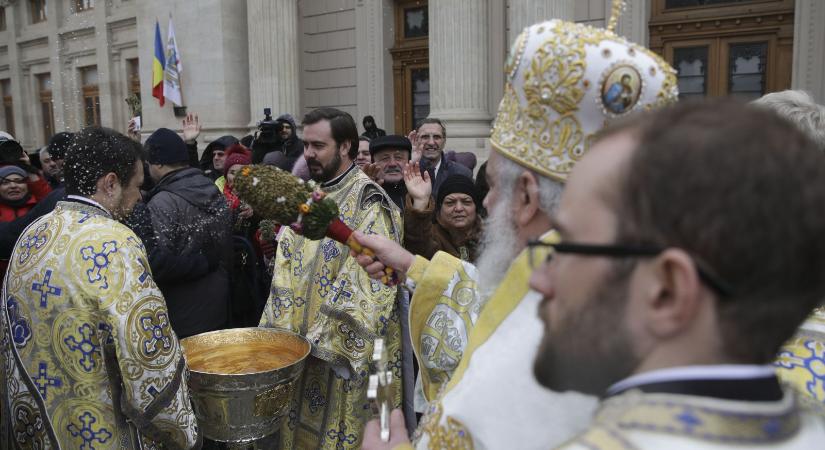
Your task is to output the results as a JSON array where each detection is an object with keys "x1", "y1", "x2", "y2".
[{"x1": 299, "y1": 0, "x2": 358, "y2": 120}]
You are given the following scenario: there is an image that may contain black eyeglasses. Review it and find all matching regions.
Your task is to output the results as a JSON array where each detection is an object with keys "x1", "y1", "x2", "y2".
[{"x1": 527, "y1": 240, "x2": 735, "y2": 298}]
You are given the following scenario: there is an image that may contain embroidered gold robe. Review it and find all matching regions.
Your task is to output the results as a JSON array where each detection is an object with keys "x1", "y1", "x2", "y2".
[
  {"x1": 259, "y1": 167, "x2": 403, "y2": 449},
  {"x1": 0, "y1": 201, "x2": 200, "y2": 450},
  {"x1": 407, "y1": 231, "x2": 596, "y2": 449},
  {"x1": 776, "y1": 307, "x2": 825, "y2": 405},
  {"x1": 556, "y1": 390, "x2": 825, "y2": 450}
]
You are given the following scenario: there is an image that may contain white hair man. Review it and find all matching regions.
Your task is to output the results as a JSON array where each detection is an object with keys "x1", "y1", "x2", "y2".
[
  {"x1": 754, "y1": 90, "x2": 825, "y2": 407},
  {"x1": 752, "y1": 90, "x2": 825, "y2": 151},
  {"x1": 355, "y1": 17, "x2": 679, "y2": 450}
]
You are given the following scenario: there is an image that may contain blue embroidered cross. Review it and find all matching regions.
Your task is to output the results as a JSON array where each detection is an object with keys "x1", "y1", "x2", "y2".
[
  {"x1": 17, "y1": 223, "x2": 48, "y2": 264},
  {"x1": 329, "y1": 280, "x2": 352, "y2": 304},
  {"x1": 67, "y1": 411, "x2": 112, "y2": 449},
  {"x1": 322, "y1": 240, "x2": 341, "y2": 262},
  {"x1": 305, "y1": 383, "x2": 327, "y2": 414},
  {"x1": 64, "y1": 324, "x2": 101, "y2": 372},
  {"x1": 316, "y1": 267, "x2": 333, "y2": 297},
  {"x1": 31, "y1": 270, "x2": 62, "y2": 308},
  {"x1": 140, "y1": 312, "x2": 172, "y2": 356},
  {"x1": 33, "y1": 362, "x2": 62, "y2": 400},
  {"x1": 326, "y1": 421, "x2": 357, "y2": 450},
  {"x1": 80, "y1": 241, "x2": 118, "y2": 289}
]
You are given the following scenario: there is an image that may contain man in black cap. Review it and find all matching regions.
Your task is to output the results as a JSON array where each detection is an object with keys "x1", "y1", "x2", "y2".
[
  {"x1": 370, "y1": 134, "x2": 411, "y2": 210},
  {"x1": 142, "y1": 128, "x2": 232, "y2": 338}
]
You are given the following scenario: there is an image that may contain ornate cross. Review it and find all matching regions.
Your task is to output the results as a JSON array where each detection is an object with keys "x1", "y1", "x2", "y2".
[
  {"x1": 368, "y1": 338, "x2": 394, "y2": 442},
  {"x1": 31, "y1": 269, "x2": 62, "y2": 308},
  {"x1": 33, "y1": 362, "x2": 62, "y2": 400},
  {"x1": 67, "y1": 411, "x2": 112, "y2": 448}
]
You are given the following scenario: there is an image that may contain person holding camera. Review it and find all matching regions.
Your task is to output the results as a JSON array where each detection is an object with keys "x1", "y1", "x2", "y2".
[{"x1": 252, "y1": 109, "x2": 304, "y2": 171}]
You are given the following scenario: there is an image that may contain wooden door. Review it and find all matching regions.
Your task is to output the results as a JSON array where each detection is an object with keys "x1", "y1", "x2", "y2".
[
  {"x1": 650, "y1": 0, "x2": 794, "y2": 100},
  {"x1": 391, "y1": 0, "x2": 429, "y2": 133}
]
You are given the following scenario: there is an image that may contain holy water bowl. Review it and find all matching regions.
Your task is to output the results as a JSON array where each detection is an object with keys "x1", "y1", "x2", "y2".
[{"x1": 180, "y1": 327, "x2": 311, "y2": 443}]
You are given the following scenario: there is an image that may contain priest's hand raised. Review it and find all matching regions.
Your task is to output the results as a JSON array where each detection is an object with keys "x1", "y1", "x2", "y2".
[{"x1": 350, "y1": 231, "x2": 415, "y2": 283}]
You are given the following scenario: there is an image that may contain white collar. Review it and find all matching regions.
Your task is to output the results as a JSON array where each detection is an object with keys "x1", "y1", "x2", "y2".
[
  {"x1": 66, "y1": 195, "x2": 112, "y2": 216},
  {"x1": 433, "y1": 157, "x2": 442, "y2": 175},
  {"x1": 607, "y1": 364, "x2": 777, "y2": 396}
]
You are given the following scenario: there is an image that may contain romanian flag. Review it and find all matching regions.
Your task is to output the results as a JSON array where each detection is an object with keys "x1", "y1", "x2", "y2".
[{"x1": 152, "y1": 20, "x2": 166, "y2": 106}]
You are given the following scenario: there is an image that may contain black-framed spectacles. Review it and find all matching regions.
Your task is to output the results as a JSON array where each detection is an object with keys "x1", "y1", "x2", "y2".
[{"x1": 527, "y1": 240, "x2": 735, "y2": 298}]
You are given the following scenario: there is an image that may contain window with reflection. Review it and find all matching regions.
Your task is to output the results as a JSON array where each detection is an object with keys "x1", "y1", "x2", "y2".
[
  {"x1": 411, "y1": 69, "x2": 430, "y2": 129},
  {"x1": 75, "y1": 0, "x2": 94, "y2": 12},
  {"x1": 404, "y1": 7, "x2": 428, "y2": 39},
  {"x1": 665, "y1": 0, "x2": 754, "y2": 8},
  {"x1": 37, "y1": 73, "x2": 54, "y2": 140},
  {"x1": 0, "y1": 7, "x2": 7, "y2": 31},
  {"x1": 673, "y1": 46, "x2": 708, "y2": 99},
  {"x1": 30, "y1": 0, "x2": 47, "y2": 23},
  {"x1": 80, "y1": 66, "x2": 100, "y2": 127},
  {"x1": 2, "y1": 79, "x2": 14, "y2": 136},
  {"x1": 728, "y1": 42, "x2": 767, "y2": 100}
]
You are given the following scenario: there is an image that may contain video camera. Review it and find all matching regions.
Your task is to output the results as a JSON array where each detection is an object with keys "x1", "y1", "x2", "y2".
[{"x1": 256, "y1": 107, "x2": 284, "y2": 144}]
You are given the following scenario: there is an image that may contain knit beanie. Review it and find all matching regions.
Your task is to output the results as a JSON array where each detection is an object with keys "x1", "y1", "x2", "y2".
[
  {"x1": 0, "y1": 165, "x2": 27, "y2": 180},
  {"x1": 223, "y1": 144, "x2": 252, "y2": 176},
  {"x1": 436, "y1": 174, "x2": 479, "y2": 209},
  {"x1": 145, "y1": 128, "x2": 188, "y2": 165}
]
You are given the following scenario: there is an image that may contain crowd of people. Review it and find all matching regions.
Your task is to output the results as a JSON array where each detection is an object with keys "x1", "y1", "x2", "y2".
[{"x1": 2, "y1": 12, "x2": 825, "y2": 450}]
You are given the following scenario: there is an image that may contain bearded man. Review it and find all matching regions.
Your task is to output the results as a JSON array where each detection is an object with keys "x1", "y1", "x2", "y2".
[
  {"x1": 356, "y1": 18, "x2": 679, "y2": 450},
  {"x1": 531, "y1": 99, "x2": 825, "y2": 449},
  {"x1": 258, "y1": 108, "x2": 405, "y2": 449}
]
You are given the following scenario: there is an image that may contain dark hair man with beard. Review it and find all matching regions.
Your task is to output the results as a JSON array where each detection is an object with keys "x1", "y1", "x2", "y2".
[
  {"x1": 1, "y1": 127, "x2": 200, "y2": 449},
  {"x1": 258, "y1": 108, "x2": 407, "y2": 449},
  {"x1": 529, "y1": 100, "x2": 825, "y2": 449}
]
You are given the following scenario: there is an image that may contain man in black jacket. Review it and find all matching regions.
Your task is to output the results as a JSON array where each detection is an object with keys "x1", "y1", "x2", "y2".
[{"x1": 143, "y1": 128, "x2": 232, "y2": 338}]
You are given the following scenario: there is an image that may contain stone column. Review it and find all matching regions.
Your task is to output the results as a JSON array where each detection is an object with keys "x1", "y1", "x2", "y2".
[
  {"x1": 793, "y1": 0, "x2": 825, "y2": 103},
  {"x1": 94, "y1": 1, "x2": 115, "y2": 129},
  {"x1": 428, "y1": 0, "x2": 491, "y2": 153},
  {"x1": 246, "y1": 0, "x2": 301, "y2": 125},
  {"x1": 356, "y1": 0, "x2": 394, "y2": 133},
  {"x1": 508, "y1": 0, "x2": 575, "y2": 46}
]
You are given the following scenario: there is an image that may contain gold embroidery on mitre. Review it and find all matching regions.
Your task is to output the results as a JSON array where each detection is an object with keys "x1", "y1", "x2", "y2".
[
  {"x1": 417, "y1": 402, "x2": 474, "y2": 450},
  {"x1": 490, "y1": 19, "x2": 679, "y2": 182}
]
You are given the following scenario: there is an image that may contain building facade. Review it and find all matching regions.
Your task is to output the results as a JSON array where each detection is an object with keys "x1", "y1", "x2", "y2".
[{"x1": 1, "y1": 0, "x2": 823, "y2": 158}]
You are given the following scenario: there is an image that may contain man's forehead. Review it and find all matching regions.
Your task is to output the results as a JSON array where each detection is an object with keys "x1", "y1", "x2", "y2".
[
  {"x1": 418, "y1": 123, "x2": 443, "y2": 135},
  {"x1": 303, "y1": 120, "x2": 332, "y2": 139}
]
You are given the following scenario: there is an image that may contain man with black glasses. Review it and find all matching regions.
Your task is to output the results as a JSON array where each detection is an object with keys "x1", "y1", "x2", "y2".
[
  {"x1": 355, "y1": 16, "x2": 679, "y2": 449},
  {"x1": 528, "y1": 99, "x2": 825, "y2": 449}
]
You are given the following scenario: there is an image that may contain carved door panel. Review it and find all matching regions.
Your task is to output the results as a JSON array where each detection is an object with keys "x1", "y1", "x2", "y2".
[
  {"x1": 651, "y1": 0, "x2": 793, "y2": 99},
  {"x1": 391, "y1": 0, "x2": 429, "y2": 133}
]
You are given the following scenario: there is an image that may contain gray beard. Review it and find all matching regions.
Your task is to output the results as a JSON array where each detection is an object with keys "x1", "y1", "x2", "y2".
[{"x1": 475, "y1": 197, "x2": 520, "y2": 302}]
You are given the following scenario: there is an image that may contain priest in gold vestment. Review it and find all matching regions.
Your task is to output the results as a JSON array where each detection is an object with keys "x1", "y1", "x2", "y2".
[
  {"x1": 357, "y1": 12, "x2": 679, "y2": 450},
  {"x1": 0, "y1": 128, "x2": 200, "y2": 449},
  {"x1": 259, "y1": 108, "x2": 403, "y2": 449}
]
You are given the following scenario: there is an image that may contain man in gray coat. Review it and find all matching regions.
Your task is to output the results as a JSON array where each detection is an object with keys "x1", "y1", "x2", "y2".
[{"x1": 143, "y1": 128, "x2": 231, "y2": 338}]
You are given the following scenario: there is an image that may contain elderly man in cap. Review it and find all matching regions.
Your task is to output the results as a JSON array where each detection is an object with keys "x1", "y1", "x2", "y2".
[
  {"x1": 141, "y1": 128, "x2": 231, "y2": 338},
  {"x1": 370, "y1": 134, "x2": 412, "y2": 210},
  {"x1": 356, "y1": 13, "x2": 679, "y2": 449}
]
